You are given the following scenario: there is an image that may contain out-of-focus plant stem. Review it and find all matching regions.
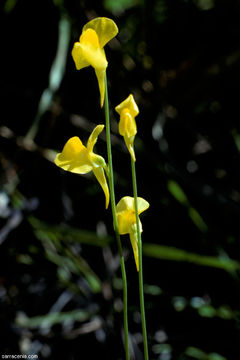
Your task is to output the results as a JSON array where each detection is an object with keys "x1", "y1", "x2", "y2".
[{"x1": 25, "y1": 15, "x2": 70, "y2": 142}]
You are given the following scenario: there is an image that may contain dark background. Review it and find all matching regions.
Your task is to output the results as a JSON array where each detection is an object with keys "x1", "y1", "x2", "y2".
[{"x1": 1, "y1": 0, "x2": 240, "y2": 359}]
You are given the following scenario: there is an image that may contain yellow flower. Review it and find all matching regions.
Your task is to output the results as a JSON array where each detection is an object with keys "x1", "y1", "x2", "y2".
[
  {"x1": 72, "y1": 17, "x2": 118, "y2": 107},
  {"x1": 116, "y1": 196, "x2": 149, "y2": 271},
  {"x1": 115, "y1": 94, "x2": 139, "y2": 161},
  {"x1": 54, "y1": 125, "x2": 109, "y2": 209}
]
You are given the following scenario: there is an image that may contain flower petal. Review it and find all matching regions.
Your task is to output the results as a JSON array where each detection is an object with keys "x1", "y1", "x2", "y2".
[
  {"x1": 115, "y1": 94, "x2": 139, "y2": 119},
  {"x1": 92, "y1": 167, "x2": 110, "y2": 209},
  {"x1": 82, "y1": 17, "x2": 118, "y2": 48},
  {"x1": 130, "y1": 231, "x2": 139, "y2": 272},
  {"x1": 116, "y1": 196, "x2": 134, "y2": 213},
  {"x1": 90, "y1": 153, "x2": 107, "y2": 170},
  {"x1": 54, "y1": 137, "x2": 92, "y2": 174},
  {"x1": 80, "y1": 28, "x2": 108, "y2": 70},
  {"x1": 87, "y1": 125, "x2": 104, "y2": 152},
  {"x1": 119, "y1": 110, "x2": 137, "y2": 138},
  {"x1": 116, "y1": 196, "x2": 149, "y2": 215},
  {"x1": 72, "y1": 42, "x2": 90, "y2": 70},
  {"x1": 137, "y1": 197, "x2": 150, "y2": 214},
  {"x1": 117, "y1": 211, "x2": 135, "y2": 234}
]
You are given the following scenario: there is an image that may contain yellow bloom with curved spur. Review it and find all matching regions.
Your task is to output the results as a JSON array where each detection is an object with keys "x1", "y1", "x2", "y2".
[
  {"x1": 72, "y1": 17, "x2": 118, "y2": 107},
  {"x1": 116, "y1": 196, "x2": 149, "y2": 271},
  {"x1": 115, "y1": 94, "x2": 139, "y2": 161},
  {"x1": 54, "y1": 125, "x2": 109, "y2": 209}
]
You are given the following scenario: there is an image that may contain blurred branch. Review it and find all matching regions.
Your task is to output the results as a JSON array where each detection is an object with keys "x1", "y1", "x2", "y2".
[
  {"x1": 29, "y1": 216, "x2": 111, "y2": 294},
  {"x1": 185, "y1": 346, "x2": 226, "y2": 360},
  {"x1": 25, "y1": 15, "x2": 71, "y2": 141},
  {"x1": 29, "y1": 216, "x2": 112, "y2": 247},
  {"x1": 0, "y1": 125, "x2": 57, "y2": 162},
  {"x1": 143, "y1": 243, "x2": 240, "y2": 273},
  {"x1": 168, "y1": 180, "x2": 208, "y2": 233},
  {"x1": 15, "y1": 308, "x2": 97, "y2": 329},
  {"x1": 0, "y1": 210, "x2": 22, "y2": 245}
]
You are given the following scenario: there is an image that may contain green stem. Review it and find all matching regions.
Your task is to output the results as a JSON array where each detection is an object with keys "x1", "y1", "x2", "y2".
[
  {"x1": 104, "y1": 73, "x2": 130, "y2": 360},
  {"x1": 131, "y1": 157, "x2": 149, "y2": 360}
]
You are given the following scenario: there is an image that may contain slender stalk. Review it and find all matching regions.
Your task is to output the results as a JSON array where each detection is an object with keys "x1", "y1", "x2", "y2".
[
  {"x1": 104, "y1": 73, "x2": 130, "y2": 360},
  {"x1": 131, "y1": 157, "x2": 149, "y2": 360}
]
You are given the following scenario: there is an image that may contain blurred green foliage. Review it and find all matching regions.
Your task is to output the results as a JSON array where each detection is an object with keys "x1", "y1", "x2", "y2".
[
  {"x1": 143, "y1": 243, "x2": 240, "y2": 273},
  {"x1": 16, "y1": 309, "x2": 95, "y2": 329},
  {"x1": 104, "y1": 0, "x2": 140, "y2": 14},
  {"x1": 185, "y1": 347, "x2": 226, "y2": 360}
]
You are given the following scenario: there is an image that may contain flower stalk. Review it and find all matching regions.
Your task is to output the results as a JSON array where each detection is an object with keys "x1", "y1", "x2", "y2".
[
  {"x1": 104, "y1": 73, "x2": 130, "y2": 360},
  {"x1": 131, "y1": 157, "x2": 149, "y2": 360},
  {"x1": 115, "y1": 92, "x2": 150, "y2": 359}
]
